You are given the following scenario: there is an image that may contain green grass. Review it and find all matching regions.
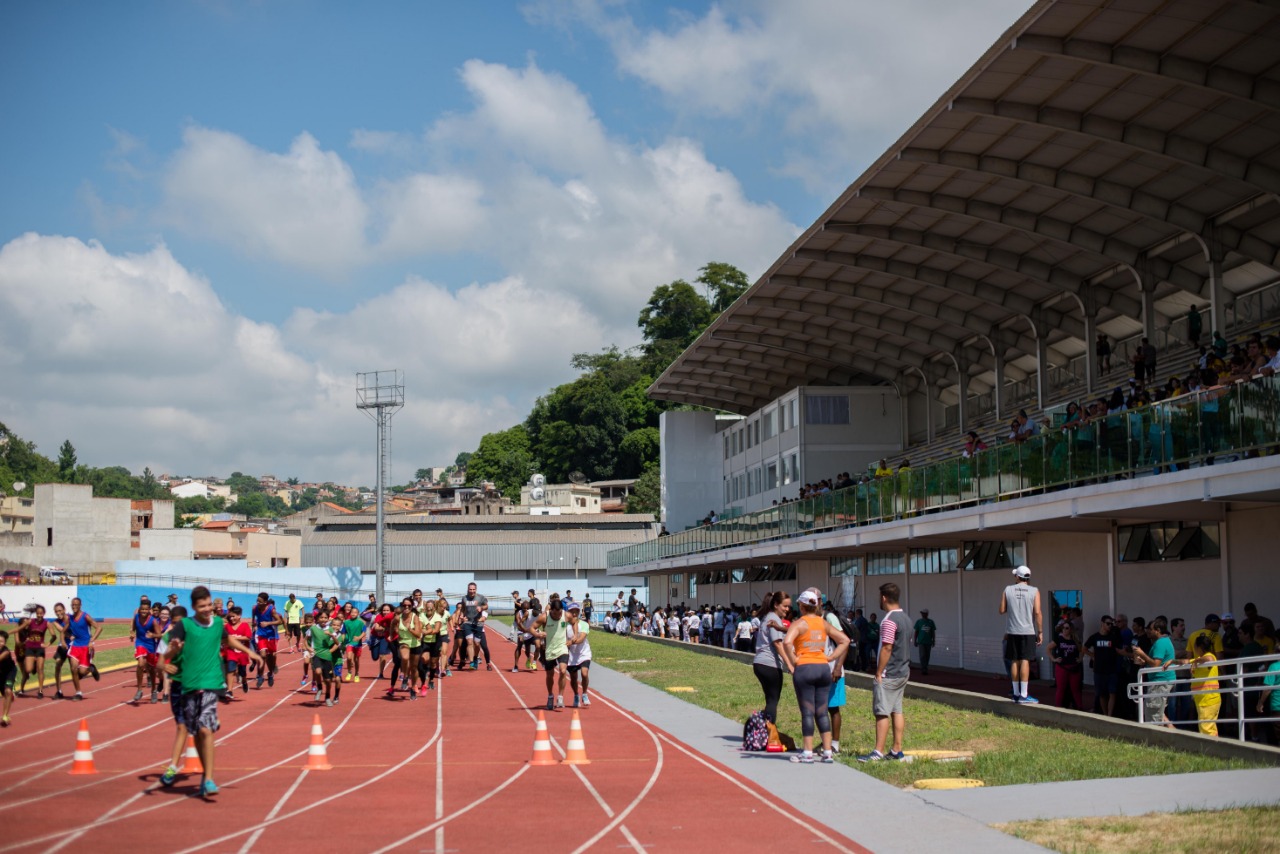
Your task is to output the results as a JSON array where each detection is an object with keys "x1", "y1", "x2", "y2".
[
  {"x1": 2, "y1": 622, "x2": 135, "y2": 687},
  {"x1": 998, "y1": 806, "x2": 1280, "y2": 853},
  {"x1": 592, "y1": 633, "x2": 1259, "y2": 787}
]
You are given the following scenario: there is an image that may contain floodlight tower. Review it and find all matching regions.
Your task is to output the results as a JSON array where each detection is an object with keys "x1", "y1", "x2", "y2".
[{"x1": 356, "y1": 370, "x2": 404, "y2": 604}]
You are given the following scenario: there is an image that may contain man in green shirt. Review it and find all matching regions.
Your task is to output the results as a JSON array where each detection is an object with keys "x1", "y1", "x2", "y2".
[
  {"x1": 161, "y1": 585, "x2": 262, "y2": 798},
  {"x1": 912, "y1": 609, "x2": 937, "y2": 675},
  {"x1": 1134, "y1": 616, "x2": 1176, "y2": 728}
]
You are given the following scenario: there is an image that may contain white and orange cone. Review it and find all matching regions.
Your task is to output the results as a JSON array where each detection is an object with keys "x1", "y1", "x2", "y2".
[
  {"x1": 305, "y1": 713, "x2": 332, "y2": 771},
  {"x1": 529, "y1": 710, "x2": 557, "y2": 766},
  {"x1": 181, "y1": 734, "x2": 204, "y2": 773},
  {"x1": 69, "y1": 718, "x2": 97, "y2": 775},
  {"x1": 561, "y1": 710, "x2": 590, "y2": 765}
]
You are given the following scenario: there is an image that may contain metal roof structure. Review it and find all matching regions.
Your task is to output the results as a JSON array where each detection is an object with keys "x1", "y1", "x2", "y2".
[{"x1": 650, "y1": 0, "x2": 1280, "y2": 422}]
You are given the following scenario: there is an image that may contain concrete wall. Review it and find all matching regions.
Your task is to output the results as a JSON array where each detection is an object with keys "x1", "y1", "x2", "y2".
[
  {"x1": 0, "y1": 584, "x2": 79, "y2": 619},
  {"x1": 660, "y1": 410, "x2": 724, "y2": 532},
  {"x1": 1227, "y1": 506, "x2": 1280, "y2": 610},
  {"x1": 0, "y1": 484, "x2": 136, "y2": 574}
]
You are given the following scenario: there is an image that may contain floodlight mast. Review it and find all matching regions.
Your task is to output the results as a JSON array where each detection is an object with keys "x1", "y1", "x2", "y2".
[{"x1": 356, "y1": 370, "x2": 404, "y2": 605}]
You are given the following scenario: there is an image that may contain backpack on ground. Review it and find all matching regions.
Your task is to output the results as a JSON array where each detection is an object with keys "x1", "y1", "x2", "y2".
[{"x1": 742, "y1": 710, "x2": 769, "y2": 751}]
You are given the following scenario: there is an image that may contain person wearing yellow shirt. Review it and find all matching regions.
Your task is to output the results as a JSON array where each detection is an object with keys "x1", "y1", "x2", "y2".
[
  {"x1": 873, "y1": 459, "x2": 892, "y2": 479},
  {"x1": 284, "y1": 594, "x2": 305, "y2": 653},
  {"x1": 1179, "y1": 633, "x2": 1221, "y2": 737},
  {"x1": 1185, "y1": 614, "x2": 1223, "y2": 658}
]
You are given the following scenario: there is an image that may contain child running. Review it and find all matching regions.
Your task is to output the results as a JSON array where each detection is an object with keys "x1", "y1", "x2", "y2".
[
  {"x1": 342, "y1": 604, "x2": 365, "y2": 683},
  {"x1": 160, "y1": 587, "x2": 262, "y2": 798},
  {"x1": 224, "y1": 606, "x2": 253, "y2": 696},
  {"x1": 0, "y1": 630, "x2": 16, "y2": 726},
  {"x1": 566, "y1": 601, "x2": 592, "y2": 707},
  {"x1": 49, "y1": 602, "x2": 79, "y2": 700},
  {"x1": 157, "y1": 606, "x2": 189, "y2": 784}
]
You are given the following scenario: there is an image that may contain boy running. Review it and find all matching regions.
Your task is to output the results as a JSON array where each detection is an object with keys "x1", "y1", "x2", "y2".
[
  {"x1": 0, "y1": 630, "x2": 16, "y2": 726},
  {"x1": 566, "y1": 602, "x2": 592, "y2": 707},
  {"x1": 224, "y1": 606, "x2": 253, "y2": 696},
  {"x1": 157, "y1": 606, "x2": 190, "y2": 782},
  {"x1": 252, "y1": 593, "x2": 283, "y2": 689},
  {"x1": 342, "y1": 604, "x2": 366, "y2": 683},
  {"x1": 132, "y1": 600, "x2": 162, "y2": 704},
  {"x1": 161, "y1": 587, "x2": 262, "y2": 798},
  {"x1": 305, "y1": 615, "x2": 344, "y2": 707},
  {"x1": 299, "y1": 612, "x2": 316, "y2": 687},
  {"x1": 64, "y1": 598, "x2": 102, "y2": 685},
  {"x1": 49, "y1": 602, "x2": 79, "y2": 699}
]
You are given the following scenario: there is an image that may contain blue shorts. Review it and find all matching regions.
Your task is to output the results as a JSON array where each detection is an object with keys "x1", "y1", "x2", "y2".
[
  {"x1": 368, "y1": 637, "x2": 390, "y2": 659},
  {"x1": 1094, "y1": 671, "x2": 1118, "y2": 697},
  {"x1": 827, "y1": 675, "x2": 846, "y2": 709}
]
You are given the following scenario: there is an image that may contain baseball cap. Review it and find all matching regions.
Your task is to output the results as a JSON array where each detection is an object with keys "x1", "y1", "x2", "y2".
[
  {"x1": 1206, "y1": 613, "x2": 1221, "y2": 623},
  {"x1": 921, "y1": 608, "x2": 929, "y2": 615},
  {"x1": 1221, "y1": 612, "x2": 1235, "y2": 621},
  {"x1": 797, "y1": 590, "x2": 820, "y2": 607},
  {"x1": 567, "y1": 602, "x2": 582, "y2": 612},
  {"x1": 1013, "y1": 565, "x2": 1032, "y2": 579}
]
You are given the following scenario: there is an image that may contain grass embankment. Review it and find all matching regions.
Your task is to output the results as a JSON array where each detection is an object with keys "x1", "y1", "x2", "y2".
[
  {"x1": 591, "y1": 632, "x2": 1258, "y2": 788},
  {"x1": 998, "y1": 807, "x2": 1280, "y2": 853},
  {"x1": 1, "y1": 622, "x2": 135, "y2": 687}
]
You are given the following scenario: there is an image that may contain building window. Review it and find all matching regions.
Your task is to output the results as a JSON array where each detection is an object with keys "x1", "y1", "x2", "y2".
[
  {"x1": 732, "y1": 569, "x2": 746, "y2": 583},
  {"x1": 910, "y1": 548, "x2": 958, "y2": 574},
  {"x1": 866, "y1": 552, "x2": 905, "y2": 576},
  {"x1": 724, "y1": 434, "x2": 730, "y2": 460},
  {"x1": 1118, "y1": 522, "x2": 1220, "y2": 563},
  {"x1": 958, "y1": 541, "x2": 1026, "y2": 570},
  {"x1": 788, "y1": 399, "x2": 798, "y2": 430},
  {"x1": 830, "y1": 556, "x2": 860, "y2": 577},
  {"x1": 805, "y1": 395, "x2": 849, "y2": 425},
  {"x1": 688, "y1": 573, "x2": 697, "y2": 599},
  {"x1": 765, "y1": 462, "x2": 778, "y2": 491},
  {"x1": 762, "y1": 408, "x2": 776, "y2": 440}
]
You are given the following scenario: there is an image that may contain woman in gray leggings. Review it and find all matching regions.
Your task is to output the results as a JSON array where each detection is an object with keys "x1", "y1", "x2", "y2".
[{"x1": 782, "y1": 589, "x2": 850, "y2": 763}]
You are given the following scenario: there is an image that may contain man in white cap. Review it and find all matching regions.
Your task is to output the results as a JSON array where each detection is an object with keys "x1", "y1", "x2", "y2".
[{"x1": 1000, "y1": 565, "x2": 1042, "y2": 704}]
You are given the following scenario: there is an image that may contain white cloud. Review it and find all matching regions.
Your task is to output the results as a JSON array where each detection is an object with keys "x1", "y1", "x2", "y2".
[{"x1": 0, "y1": 234, "x2": 603, "y2": 483}]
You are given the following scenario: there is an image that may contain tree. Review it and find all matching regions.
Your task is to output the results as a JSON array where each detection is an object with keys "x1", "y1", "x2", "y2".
[
  {"x1": 226, "y1": 471, "x2": 262, "y2": 496},
  {"x1": 637, "y1": 280, "x2": 712, "y2": 373},
  {"x1": 57, "y1": 440, "x2": 77, "y2": 482},
  {"x1": 415, "y1": 468, "x2": 432, "y2": 482},
  {"x1": 697, "y1": 262, "x2": 750, "y2": 312},
  {"x1": 617, "y1": 427, "x2": 660, "y2": 478},
  {"x1": 287, "y1": 476, "x2": 299, "y2": 486},
  {"x1": 464, "y1": 426, "x2": 533, "y2": 499},
  {"x1": 626, "y1": 464, "x2": 661, "y2": 515},
  {"x1": 454, "y1": 451, "x2": 473, "y2": 469}
]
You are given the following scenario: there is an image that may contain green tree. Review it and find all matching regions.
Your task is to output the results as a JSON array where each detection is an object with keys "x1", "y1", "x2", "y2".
[
  {"x1": 465, "y1": 425, "x2": 533, "y2": 499},
  {"x1": 454, "y1": 451, "x2": 473, "y2": 469},
  {"x1": 637, "y1": 280, "x2": 712, "y2": 374},
  {"x1": 57, "y1": 440, "x2": 78, "y2": 482},
  {"x1": 226, "y1": 471, "x2": 262, "y2": 496},
  {"x1": 617, "y1": 427, "x2": 660, "y2": 477},
  {"x1": 697, "y1": 261, "x2": 750, "y2": 312},
  {"x1": 625, "y1": 464, "x2": 661, "y2": 515},
  {"x1": 415, "y1": 468, "x2": 432, "y2": 482}
]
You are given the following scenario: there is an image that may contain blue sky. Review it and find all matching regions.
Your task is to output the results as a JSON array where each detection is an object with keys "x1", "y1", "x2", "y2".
[{"x1": 0, "y1": 0, "x2": 1029, "y2": 485}]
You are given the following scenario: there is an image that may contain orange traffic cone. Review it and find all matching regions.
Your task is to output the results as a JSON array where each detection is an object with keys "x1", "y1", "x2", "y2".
[
  {"x1": 529, "y1": 711, "x2": 557, "y2": 766},
  {"x1": 69, "y1": 718, "x2": 97, "y2": 775},
  {"x1": 305, "y1": 713, "x2": 332, "y2": 771},
  {"x1": 181, "y1": 734, "x2": 204, "y2": 773},
  {"x1": 561, "y1": 711, "x2": 590, "y2": 765}
]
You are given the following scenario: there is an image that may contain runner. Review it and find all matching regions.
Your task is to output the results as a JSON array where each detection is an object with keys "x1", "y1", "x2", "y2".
[
  {"x1": 305, "y1": 614, "x2": 344, "y2": 707},
  {"x1": 251, "y1": 592, "x2": 283, "y2": 689},
  {"x1": 419, "y1": 600, "x2": 445, "y2": 693},
  {"x1": 160, "y1": 586, "x2": 263, "y2": 798},
  {"x1": 299, "y1": 612, "x2": 316, "y2": 687},
  {"x1": 156, "y1": 605, "x2": 189, "y2": 781},
  {"x1": 18, "y1": 605, "x2": 50, "y2": 698},
  {"x1": 462, "y1": 582, "x2": 492, "y2": 670},
  {"x1": 284, "y1": 593, "x2": 304, "y2": 653},
  {"x1": 392, "y1": 597, "x2": 424, "y2": 700},
  {"x1": 49, "y1": 601, "x2": 78, "y2": 699},
  {"x1": 368, "y1": 603, "x2": 395, "y2": 681},
  {"x1": 532, "y1": 594, "x2": 571, "y2": 711},
  {"x1": 155, "y1": 607, "x2": 174, "y2": 700},
  {"x1": 342, "y1": 603, "x2": 366, "y2": 683},
  {"x1": 512, "y1": 599, "x2": 534, "y2": 672},
  {"x1": 64, "y1": 597, "x2": 101, "y2": 686},
  {"x1": 223, "y1": 606, "x2": 253, "y2": 696},
  {"x1": 131, "y1": 599, "x2": 161, "y2": 703},
  {"x1": 448, "y1": 599, "x2": 468, "y2": 671},
  {"x1": 0, "y1": 630, "x2": 16, "y2": 726},
  {"x1": 566, "y1": 601, "x2": 592, "y2": 707},
  {"x1": 432, "y1": 597, "x2": 451, "y2": 677}
]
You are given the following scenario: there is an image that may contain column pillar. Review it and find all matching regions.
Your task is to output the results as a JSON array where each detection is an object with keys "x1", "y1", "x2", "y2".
[
  {"x1": 1030, "y1": 314, "x2": 1050, "y2": 411},
  {"x1": 956, "y1": 359, "x2": 970, "y2": 435},
  {"x1": 1206, "y1": 238, "x2": 1229, "y2": 339}
]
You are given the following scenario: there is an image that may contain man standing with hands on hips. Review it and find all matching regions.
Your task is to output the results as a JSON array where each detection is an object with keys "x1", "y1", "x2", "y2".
[{"x1": 1000, "y1": 565, "x2": 1043, "y2": 704}]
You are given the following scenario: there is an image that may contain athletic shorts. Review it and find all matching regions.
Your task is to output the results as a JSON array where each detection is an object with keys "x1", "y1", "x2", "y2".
[
  {"x1": 1094, "y1": 671, "x2": 1118, "y2": 697},
  {"x1": 255, "y1": 637, "x2": 278, "y2": 654},
  {"x1": 567, "y1": 660, "x2": 591, "y2": 674},
  {"x1": 1005, "y1": 634, "x2": 1037, "y2": 662},
  {"x1": 520, "y1": 636, "x2": 537, "y2": 651},
  {"x1": 421, "y1": 638, "x2": 442, "y2": 656},
  {"x1": 168, "y1": 682, "x2": 184, "y2": 723},
  {"x1": 54, "y1": 646, "x2": 68, "y2": 662},
  {"x1": 368, "y1": 637, "x2": 390, "y2": 659},
  {"x1": 828, "y1": 675, "x2": 846, "y2": 709},
  {"x1": 0, "y1": 663, "x2": 16, "y2": 689},
  {"x1": 224, "y1": 660, "x2": 246, "y2": 674},
  {"x1": 288, "y1": 623, "x2": 302, "y2": 637},
  {"x1": 315, "y1": 658, "x2": 334, "y2": 679},
  {"x1": 135, "y1": 647, "x2": 159, "y2": 667},
  {"x1": 872, "y1": 675, "x2": 909, "y2": 717},
  {"x1": 346, "y1": 643, "x2": 362, "y2": 658},
  {"x1": 541, "y1": 653, "x2": 569, "y2": 670},
  {"x1": 180, "y1": 690, "x2": 221, "y2": 734},
  {"x1": 69, "y1": 646, "x2": 91, "y2": 668}
]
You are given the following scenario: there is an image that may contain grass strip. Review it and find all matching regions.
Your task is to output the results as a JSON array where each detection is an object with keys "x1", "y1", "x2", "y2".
[
  {"x1": 996, "y1": 806, "x2": 1280, "y2": 853},
  {"x1": 3, "y1": 622, "x2": 135, "y2": 686},
  {"x1": 591, "y1": 632, "x2": 1258, "y2": 787}
]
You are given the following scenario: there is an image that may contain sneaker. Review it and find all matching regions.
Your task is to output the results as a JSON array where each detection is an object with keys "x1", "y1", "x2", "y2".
[
  {"x1": 572, "y1": 694, "x2": 580, "y2": 708},
  {"x1": 887, "y1": 750, "x2": 905, "y2": 761},
  {"x1": 160, "y1": 766, "x2": 179, "y2": 787},
  {"x1": 241, "y1": 683, "x2": 248, "y2": 694},
  {"x1": 325, "y1": 698, "x2": 334, "y2": 707},
  {"x1": 821, "y1": 750, "x2": 835, "y2": 764},
  {"x1": 201, "y1": 779, "x2": 219, "y2": 798},
  {"x1": 1020, "y1": 695, "x2": 1040, "y2": 705},
  {"x1": 256, "y1": 675, "x2": 265, "y2": 689},
  {"x1": 790, "y1": 752, "x2": 815, "y2": 764},
  {"x1": 401, "y1": 677, "x2": 409, "y2": 690},
  {"x1": 581, "y1": 695, "x2": 590, "y2": 707},
  {"x1": 555, "y1": 695, "x2": 564, "y2": 709},
  {"x1": 267, "y1": 673, "x2": 274, "y2": 688},
  {"x1": 546, "y1": 696, "x2": 555, "y2": 711},
  {"x1": 470, "y1": 661, "x2": 478, "y2": 671},
  {"x1": 1010, "y1": 694, "x2": 1022, "y2": 703},
  {"x1": 133, "y1": 690, "x2": 144, "y2": 703},
  {"x1": 0, "y1": 716, "x2": 9, "y2": 727},
  {"x1": 300, "y1": 677, "x2": 309, "y2": 687},
  {"x1": 427, "y1": 681, "x2": 435, "y2": 690},
  {"x1": 856, "y1": 750, "x2": 885, "y2": 763},
  {"x1": 486, "y1": 663, "x2": 494, "y2": 671},
  {"x1": 342, "y1": 674, "x2": 351, "y2": 683},
  {"x1": 418, "y1": 686, "x2": 428, "y2": 697},
  {"x1": 55, "y1": 690, "x2": 65, "y2": 700},
  {"x1": 527, "y1": 662, "x2": 537, "y2": 671},
  {"x1": 385, "y1": 688, "x2": 396, "y2": 697},
  {"x1": 74, "y1": 692, "x2": 84, "y2": 700},
  {"x1": 332, "y1": 696, "x2": 340, "y2": 706},
  {"x1": 150, "y1": 692, "x2": 159, "y2": 704},
  {"x1": 353, "y1": 676, "x2": 360, "y2": 683},
  {"x1": 409, "y1": 691, "x2": 417, "y2": 702},
  {"x1": 89, "y1": 664, "x2": 100, "y2": 682}
]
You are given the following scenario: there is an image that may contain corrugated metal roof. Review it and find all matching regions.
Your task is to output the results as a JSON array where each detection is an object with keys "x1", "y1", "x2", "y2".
[
  {"x1": 305, "y1": 529, "x2": 652, "y2": 546},
  {"x1": 313, "y1": 513, "x2": 655, "y2": 528}
]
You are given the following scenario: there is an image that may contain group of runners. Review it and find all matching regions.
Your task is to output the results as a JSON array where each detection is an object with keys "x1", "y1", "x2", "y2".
[{"x1": 0, "y1": 597, "x2": 103, "y2": 724}]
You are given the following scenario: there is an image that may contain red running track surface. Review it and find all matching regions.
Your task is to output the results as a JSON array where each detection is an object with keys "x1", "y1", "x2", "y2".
[{"x1": 0, "y1": 626, "x2": 868, "y2": 853}]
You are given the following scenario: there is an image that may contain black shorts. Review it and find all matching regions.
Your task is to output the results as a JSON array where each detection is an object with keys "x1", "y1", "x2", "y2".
[
  {"x1": 1005, "y1": 634, "x2": 1037, "y2": 662},
  {"x1": 54, "y1": 646, "x2": 68, "y2": 662},
  {"x1": 287, "y1": 624, "x2": 302, "y2": 639},
  {"x1": 567, "y1": 661, "x2": 590, "y2": 674},
  {"x1": 541, "y1": 653, "x2": 569, "y2": 671},
  {"x1": 315, "y1": 658, "x2": 335, "y2": 679},
  {"x1": 422, "y1": 638, "x2": 442, "y2": 656}
]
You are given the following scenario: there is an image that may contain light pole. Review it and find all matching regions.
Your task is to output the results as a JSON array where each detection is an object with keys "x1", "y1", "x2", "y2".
[{"x1": 544, "y1": 556, "x2": 563, "y2": 596}]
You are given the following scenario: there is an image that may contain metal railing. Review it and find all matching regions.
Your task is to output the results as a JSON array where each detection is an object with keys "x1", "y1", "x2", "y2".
[
  {"x1": 1130, "y1": 651, "x2": 1280, "y2": 742},
  {"x1": 609, "y1": 375, "x2": 1280, "y2": 567}
]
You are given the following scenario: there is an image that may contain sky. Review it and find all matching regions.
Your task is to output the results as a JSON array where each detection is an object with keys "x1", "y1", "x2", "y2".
[{"x1": 0, "y1": 0, "x2": 1031, "y2": 487}]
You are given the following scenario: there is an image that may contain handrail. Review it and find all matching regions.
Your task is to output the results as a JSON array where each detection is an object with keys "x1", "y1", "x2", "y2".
[
  {"x1": 1130, "y1": 651, "x2": 1280, "y2": 742},
  {"x1": 609, "y1": 374, "x2": 1280, "y2": 568}
]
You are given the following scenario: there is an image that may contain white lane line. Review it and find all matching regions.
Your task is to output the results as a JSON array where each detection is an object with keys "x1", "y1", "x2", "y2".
[
  {"x1": 364, "y1": 765, "x2": 530, "y2": 854},
  {"x1": 5, "y1": 674, "x2": 136, "y2": 720},
  {"x1": 434, "y1": 735, "x2": 445, "y2": 854},
  {"x1": 0, "y1": 669, "x2": 376, "y2": 852},
  {"x1": 236, "y1": 769, "x2": 310, "y2": 854}
]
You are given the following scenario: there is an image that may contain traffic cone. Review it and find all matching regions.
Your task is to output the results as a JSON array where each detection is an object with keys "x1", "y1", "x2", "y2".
[
  {"x1": 181, "y1": 734, "x2": 203, "y2": 773},
  {"x1": 561, "y1": 711, "x2": 590, "y2": 765},
  {"x1": 69, "y1": 719, "x2": 97, "y2": 775},
  {"x1": 305, "y1": 713, "x2": 332, "y2": 770},
  {"x1": 529, "y1": 711, "x2": 557, "y2": 766}
]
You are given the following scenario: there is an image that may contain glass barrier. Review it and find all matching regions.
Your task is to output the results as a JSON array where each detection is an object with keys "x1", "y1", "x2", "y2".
[{"x1": 610, "y1": 375, "x2": 1280, "y2": 568}]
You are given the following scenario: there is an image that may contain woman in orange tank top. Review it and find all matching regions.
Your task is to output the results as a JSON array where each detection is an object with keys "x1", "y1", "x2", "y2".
[{"x1": 782, "y1": 589, "x2": 850, "y2": 763}]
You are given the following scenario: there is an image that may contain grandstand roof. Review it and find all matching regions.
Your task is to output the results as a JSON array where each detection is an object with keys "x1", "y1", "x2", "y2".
[{"x1": 651, "y1": 0, "x2": 1280, "y2": 414}]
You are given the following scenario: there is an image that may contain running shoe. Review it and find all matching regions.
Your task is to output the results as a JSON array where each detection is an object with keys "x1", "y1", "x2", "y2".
[
  {"x1": 418, "y1": 686, "x2": 428, "y2": 697},
  {"x1": 325, "y1": 698, "x2": 334, "y2": 707},
  {"x1": 581, "y1": 695, "x2": 590, "y2": 707},
  {"x1": 200, "y1": 779, "x2": 219, "y2": 798},
  {"x1": 89, "y1": 664, "x2": 100, "y2": 681},
  {"x1": 546, "y1": 696, "x2": 554, "y2": 711},
  {"x1": 74, "y1": 692, "x2": 84, "y2": 700},
  {"x1": 555, "y1": 695, "x2": 564, "y2": 709},
  {"x1": 470, "y1": 661, "x2": 479, "y2": 671},
  {"x1": 572, "y1": 694, "x2": 580, "y2": 708},
  {"x1": 527, "y1": 662, "x2": 537, "y2": 671},
  {"x1": 160, "y1": 766, "x2": 179, "y2": 787},
  {"x1": 427, "y1": 681, "x2": 435, "y2": 691},
  {"x1": 150, "y1": 691, "x2": 159, "y2": 704},
  {"x1": 37, "y1": 690, "x2": 44, "y2": 699},
  {"x1": 342, "y1": 674, "x2": 351, "y2": 683},
  {"x1": 444, "y1": 669, "x2": 452, "y2": 677},
  {"x1": 511, "y1": 667, "x2": 520, "y2": 673},
  {"x1": 888, "y1": 750, "x2": 906, "y2": 761},
  {"x1": 409, "y1": 691, "x2": 417, "y2": 702},
  {"x1": 486, "y1": 663, "x2": 494, "y2": 671},
  {"x1": 241, "y1": 683, "x2": 248, "y2": 694},
  {"x1": 133, "y1": 690, "x2": 144, "y2": 703},
  {"x1": 55, "y1": 690, "x2": 65, "y2": 700},
  {"x1": 1020, "y1": 695, "x2": 1040, "y2": 704},
  {"x1": 401, "y1": 677, "x2": 409, "y2": 690},
  {"x1": 256, "y1": 674, "x2": 264, "y2": 690},
  {"x1": 790, "y1": 752, "x2": 815, "y2": 764},
  {"x1": 0, "y1": 716, "x2": 9, "y2": 727},
  {"x1": 333, "y1": 696, "x2": 339, "y2": 705},
  {"x1": 300, "y1": 677, "x2": 309, "y2": 687},
  {"x1": 856, "y1": 750, "x2": 885, "y2": 763},
  {"x1": 267, "y1": 672, "x2": 274, "y2": 688},
  {"x1": 821, "y1": 750, "x2": 835, "y2": 764},
  {"x1": 385, "y1": 688, "x2": 396, "y2": 697},
  {"x1": 353, "y1": 676, "x2": 360, "y2": 683}
]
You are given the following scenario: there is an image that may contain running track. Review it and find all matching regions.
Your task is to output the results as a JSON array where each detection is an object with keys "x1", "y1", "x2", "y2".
[{"x1": 0, "y1": 626, "x2": 867, "y2": 853}]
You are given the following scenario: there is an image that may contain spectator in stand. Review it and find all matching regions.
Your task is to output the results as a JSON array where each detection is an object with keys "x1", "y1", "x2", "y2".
[
  {"x1": 1096, "y1": 331, "x2": 1112, "y2": 374},
  {"x1": 912, "y1": 609, "x2": 936, "y2": 676},
  {"x1": 1186, "y1": 306, "x2": 1203, "y2": 347},
  {"x1": 1085, "y1": 615, "x2": 1122, "y2": 717},
  {"x1": 751, "y1": 591, "x2": 791, "y2": 726},
  {"x1": 1261, "y1": 336, "x2": 1280, "y2": 377},
  {"x1": 1221, "y1": 613, "x2": 1243, "y2": 658},
  {"x1": 1048, "y1": 619, "x2": 1084, "y2": 710},
  {"x1": 1212, "y1": 329, "x2": 1228, "y2": 359},
  {"x1": 874, "y1": 459, "x2": 892, "y2": 478},
  {"x1": 1133, "y1": 616, "x2": 1176, "y2": 728},
  {"x1": 962, "y1": 431, "x2": 987, "y2": 458}
]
